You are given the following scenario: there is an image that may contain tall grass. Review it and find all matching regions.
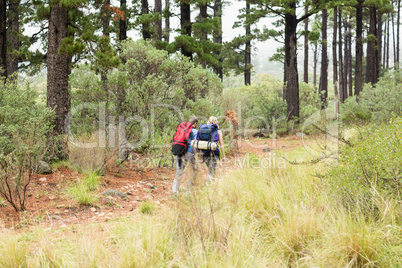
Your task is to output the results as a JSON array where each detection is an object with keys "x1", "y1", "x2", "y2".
[{"x1": 1, "y1": 150, "x2": 401, "y2": 267}]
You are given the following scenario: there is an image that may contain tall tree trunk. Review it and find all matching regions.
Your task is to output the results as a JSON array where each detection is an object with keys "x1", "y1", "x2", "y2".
[
  {"x1": 344, "y1": 21, "x2": 349, "y2": 99},
  {"x1": 386, "y1": 15, "x2": 390, "y2": 68},
  {"x1": 284, "y1": 7, "x2": 300, "y2": 121},
  {"x1": 164, "y1": 0, "x2": 170, "y2": 42},
  {"x1": 377, "y1": 12, "x2": 383, "y2": 74},
  {"x1": 47, "y1": 4, "x2": 71, "y2": 135},
  {"x1": 397, "y1": 0, "x2": 400, "y2": 64},
  {"x1": 0, "y1": 0, "x2": 6, "y2": 78},
  {"x1": 366, "y1": 6, "x2": 378, "y2": 85},
  {"x1": 319, "y1": 9, "x2": 328, "y2": 109},
  {"x1": 213, "y1": 0, "x2": 223, "y2": 80},
  {"x1": 392, "y1": 6, "x2": 396, "y2": 68},
  {"x1": 313, "y1": 43, "x2": 318, "y2": 87},
  {"x1": 142, "y1": 0, "x2": 151, "y2": 40},
  {"x1": 355, "y1": 0, "x2": 364, "y2": 96},
  {"x1": 119, "y1": 0, "x2": 127, "y2": 41},
  {"x1": 101, "y1": 0, "x2": 110, "y2": 97},
  {"x1": 7, "y1": 0, "x2": 19, "y2": 77},
  {"x1": 245, "y1": 2, "x2": 251, "y2": 85},
  {"x1": 199, "y1": 2, "x2": 208, "y2": 68},
  {"x1": 333, "y1": 7, "x2": 339, "y2": 118},
  {"x1": 303, "y1": 4, "x2": 309, "y2": 83},
  {"x1": 339, "y1": 8, "x2": 345, "y2": 102},
  {"x1": 180, "y1": 0, "x2": 192, "y2": 60},
  {"x1": 348, "y1": 26, "x2": 353, "y2": 97},
  {"x1": 155, "y1": 0, "x2": 162, "y2": 40}
]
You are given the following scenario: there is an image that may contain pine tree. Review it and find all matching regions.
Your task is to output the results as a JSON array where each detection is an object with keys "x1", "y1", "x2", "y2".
[{"x1": 0, "y1": 0, "x2": 6, "y2": 78}]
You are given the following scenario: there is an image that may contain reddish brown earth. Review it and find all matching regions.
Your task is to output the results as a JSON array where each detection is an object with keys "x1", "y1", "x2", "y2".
[{"x1": 0, "y1": 136, "x2": 307, "y2": 230}]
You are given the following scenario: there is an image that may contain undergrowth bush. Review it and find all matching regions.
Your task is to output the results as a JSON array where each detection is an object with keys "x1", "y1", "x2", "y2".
[
  {"x1": 0, "y1": 79, "x2": 54, "y2": 211},
  {"x1": 326, "y1": 117, "x2": 402, "y2": 214},
  {"x1": 68, "y1": 172, "x2": 101, "y2": 205},
  {"x1": 341, "y1": 70, "x2": 402, "y2": 125}
]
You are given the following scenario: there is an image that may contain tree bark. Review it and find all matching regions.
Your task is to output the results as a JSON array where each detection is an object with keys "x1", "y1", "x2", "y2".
[
  {"x1": 0, "y1": 0, "x2": 6, "y2": 78},
  {"x1": 338, "y1": 8, "x2": 345, "y2": 102},
  {"x1": 200, "y1": 2, "x2": 208, "y2": 68},
  {"x1": 284, "y1": 7, "x2": 300, "y2": 121},
  {"x1": 344, "y1": 21, "x2": 349, "y2": 99},
  {"x1": 313, "y1": 43, "x2": 318, "y2": 87},
  {"x1": 213, "y1": 0, "x2": 223, "y2": 80},
  {"x1": 142, "y1": 0, "x2": 151, "y2": 40},
  {"x1": 355, "y1": 0, "x2": 364, "y2": 96},
  {"x1": 47, "y1": 4, "x2": 71, "y2": 135},
  {"x1": 245, "y1": 2, "x2": 251, "y2": 85},
  {"x1": 386, "y1": 14, "x2": 390, "y2": 68},
  {"x1": 366, "y1": 6, "x2": 378, "y2": 85},
  {"x1": 397, "y1": 0, "x2": 400, "y2": 64},
  {"x1": 180, "y1": 0, "x2": 192, "y2": 60},
  {"x1": 101, "y1": 0, "x2": 110, "y2": 97},
  {"x1": 333, "y1": 7, "x2": 339, "y2": 118},
  {"x1": 164, "y1": 0, "x2": 170, "y2": 42},
  {"x1": 303, "y1": 4, "x2": 309, "y2": 83},
  {"x1": 155, "y1": 0, "x2": 162, "y2": 40},
  {"x1": 319, "y1": 9, "x2": 328, "y2": 109},
  {"x1": 7, "y1": 0, "x2": 19, "y2": 77},
  {"x1": 119, "y1": 0, "x2": 127, "y2": 41},
  {"x1": 377, "y1": 11, "x2": 382, "y2": 74}
]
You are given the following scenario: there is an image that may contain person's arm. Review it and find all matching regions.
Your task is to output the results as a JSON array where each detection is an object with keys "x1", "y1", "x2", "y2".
[{"x1": 218, "y1": 130, "x2": 225, "y2": 159}]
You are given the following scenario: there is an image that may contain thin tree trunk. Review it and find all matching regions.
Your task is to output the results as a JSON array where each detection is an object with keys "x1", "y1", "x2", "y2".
[
  {"x1": 164, "y1": 0, "x2": 170, "y2": 42},
  {"x1": 180, "y1": 0, "x2": 192, "y2": 60},
  {"x1": 355, "y1": 0, "x2": 364, "y2": 96},
  {"x1": 392, "y1": 7, "x2": 396, "y2": 68},
  {"x1": 366, "y1": 6, "x2": 378, "y2": 84},
  {"x1": 339, "y1": 8, "x2": 345, "y2": 102},
  {"x1": 377, "y1": 11, "x2": 382, "y2": 74},
  {"x1": 397, "y1": 0, "x2": 400, "y2": 64},
  {"x1": 0, "y1": 0, "x2": 6, "y2": 78},
  {"x1": 284, "y1": 6, "x2": 300, "y2": 121},
  {"x1": 200, "y1": 2, "x2": 208, "y2": 68},
  {"x1": 101, "y1": 0, "x2": 110, "y2": 97},
  {"x1": 386, "y1": 15, "x2": 390, "y2": 68},
  {"x1": 245, "y1": 2, "x2": 251, "y2": 85},
  {"x1": 313, "y1": 44, "x2": 318, "y2": 87},
  {"x1": 142, "y1": 0, "x2": 151, "y2": 40},
  {"x1": 333, "y1": 7, "x2": 339, "y2": 118},
  {"x1": 213, "y1": 0, "x2": 223, "y2": 80},
  {"x1": 47, "y1": 4, "x2": 71, "y2": 135},
  {"x1": 319, "y1": 9, "x2": 328, "y2": 109},
  {"x1": 7, "y1": 0, "x2": 19, "y2": 77},
  {"x1": 348, "y1": 26, "x2": 353, "y2": 97},
  {"x1": 303, "y1": 4, "x2": 309, "y2": 83},
  {"x1": 344, "y1": 21, "x2": 349, "y2": 99},
  {"x1": 155, "y1": 0, "x2": 162, "y2": 40},
  {"x1": 119, "y1": 0, "x2": 127, "y2": 41}
]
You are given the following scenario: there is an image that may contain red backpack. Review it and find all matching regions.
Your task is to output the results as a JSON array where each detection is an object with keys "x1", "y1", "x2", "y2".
[{"x1": 171, "y1": 122, "x2": 193, "y2": 156}]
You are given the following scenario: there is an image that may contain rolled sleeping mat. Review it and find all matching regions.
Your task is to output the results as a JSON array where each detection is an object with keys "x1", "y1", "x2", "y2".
[{"x1": 191, "y1": 140, "x2": 218, "y2": 151}]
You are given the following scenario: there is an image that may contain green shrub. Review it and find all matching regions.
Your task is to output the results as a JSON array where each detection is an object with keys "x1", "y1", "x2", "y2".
[
  {"x1": 341, "y1": 70, "x2": 402, "y2": 125},
  {"x1": 139, "y1": 201, "x2": 156, "y2": 215},
  {"x1": 0, "y1": 79, "x2": 54, "y2": 211},
  {"x1": 326, "y1": 117, "x2": 402, "y2": 213},
  {"x1": 83, "y1": 171, "x2": 101, "y2": 191},
  {"x1": 68, "y1": 183, "x2": 98, "y2": 206}
]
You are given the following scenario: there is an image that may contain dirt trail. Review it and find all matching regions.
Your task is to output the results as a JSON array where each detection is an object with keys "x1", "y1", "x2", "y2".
[{"x1": 0, "y1": 136, "x2": 306, "y2": 230}]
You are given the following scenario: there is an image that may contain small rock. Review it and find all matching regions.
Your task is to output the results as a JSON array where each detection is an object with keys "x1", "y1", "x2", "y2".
[
  {"x1": 102, "y1": 189, "x2": 127, "y2": 199},
  {"x1": 98, "y1": 212, "x2": 106, "y2": 217},
  {"x1": 48, "y1": 195, "x2": 55, "y2": 200},
  {"x1": 263, "y1": 148, "x2": 271, "y2": 152},
  {"x1": 59, "y1": 224, "x2": 67, "y2": 228},
  {"x1": 154, "y1": 201, "x2": 160, "y2": 204},
  {"x1": 146, "y1": 183, "x2": 153, "y2": 188},
  {"x1": 90, "y1": 207, "x2": 97, "y2": 212},
  {"x1": 37, "y1": 161, "x2": 52, "y2": 175},
  {"x1": 144, "y1": 194, "x2": 153, "y2": 200},
  {"x1": 107, "y1": 212, "x2": 113, "y2": 216},
  {"x1": 39, "y1": 177, "x2": 47, "y2": 182},
  {"x1": 63, "y1": 210, "x2": 69, "y2": 213}
]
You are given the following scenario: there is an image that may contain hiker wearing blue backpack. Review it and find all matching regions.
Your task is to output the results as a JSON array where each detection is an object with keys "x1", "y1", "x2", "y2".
[
  {"x1": 171, "y1": 116, "x2": 199, "y2": 196},
  {"x1": 194, "y1": 116, "x2": 226, "y2": 184}
]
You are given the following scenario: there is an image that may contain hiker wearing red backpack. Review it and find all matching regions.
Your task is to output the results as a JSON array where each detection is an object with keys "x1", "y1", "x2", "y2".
[
  {"x1": 171, "y1": 116, "x2": 199, "y2": 196},
  {"x1": 193, "y1": 116, "x2": 226, "y2": 184}
]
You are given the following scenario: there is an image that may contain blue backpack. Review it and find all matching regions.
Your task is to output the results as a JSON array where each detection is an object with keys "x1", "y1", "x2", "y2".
[{"x1": 197, "y1": 124, "x2": 219, "y2": 156}]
